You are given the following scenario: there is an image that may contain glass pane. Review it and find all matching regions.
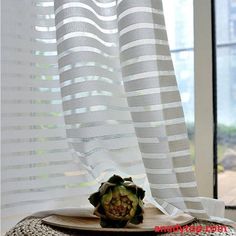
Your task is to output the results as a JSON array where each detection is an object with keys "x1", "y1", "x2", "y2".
[
  {"x1": 216, "y1": 0, "x2": 236, "y2": 207},
  {"x1": 171, "y1": 51, "x2": 194, "y2": 124},
  {"x1": 163, "y1": 0, "x2": 193, "y2": 49},
  {"x1": 163, "y1": 0, "x2": 195, "y2": 161}
]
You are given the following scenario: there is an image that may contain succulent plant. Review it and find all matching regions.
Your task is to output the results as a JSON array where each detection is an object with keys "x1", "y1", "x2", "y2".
[{"x1": 88, "y1": 175, "x2": 145, "y2": 228}]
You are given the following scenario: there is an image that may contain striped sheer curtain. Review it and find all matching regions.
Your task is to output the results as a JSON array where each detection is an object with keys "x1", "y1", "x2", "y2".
[{"x1": 1, "y1": 0, "x2": 208, "y2": 233}]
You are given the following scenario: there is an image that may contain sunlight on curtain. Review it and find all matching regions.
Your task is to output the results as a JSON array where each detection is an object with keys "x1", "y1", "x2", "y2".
[
  {"x1": 1, "y1": 0, "x2": 208, "y2": 233},
  {"x1": 1, "y1": 0, "x2": 96, "y2": 233},
  {"x1": 54, "y1": 0, "x2": 207, "y2": 218}
]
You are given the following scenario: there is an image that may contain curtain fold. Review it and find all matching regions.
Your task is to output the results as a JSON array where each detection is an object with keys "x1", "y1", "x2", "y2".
[
  {"x1": 116, "y1": 0, "x2": 208, "y2": 218},
  {"x1": 54, "y1": 0, "x2": 208, "y2": 218},
  {"x1": 2, "y1": 0, "x2": 209, "y2": 233}
]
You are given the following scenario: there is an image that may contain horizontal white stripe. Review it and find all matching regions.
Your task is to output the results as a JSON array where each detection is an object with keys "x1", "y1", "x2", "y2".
[
  {"x1": 119, "y1": 23, "x2": 166, "y2": 37},
  {"x1": 62, "y1": 91, "x2": 114, "y2": 102},
  {"x1": 137, "y1": 134, "x2": 188, "y2": 144},
  {"x1": 127, "y1": 86, "x2": 178, "y2": 97},
  {"x1": 130, "y1": 102, "x2": 182, "y2": 112},
  {"x1": 121, "y1": 39, "x2": 168, "y2": 52},
  {"x1": 124, "y1": 71, "x2": 175, "y2": 83},
  {"x1": 118, "y1": 7, "x2": 163, "y2": 21},
  {"x1": 61, "y1": 76, "x2": 113, "y2": 87},
  {"x1": 150, "y1": 182, "x2": 197, "y2": 189},
  {"x1": 64, "y1": 110, "x2": 132, "y2": 123},
  {"x1": 63, "y1": 96, "x2": 127, "y2": 111},
  {"x1": 36, "y1": 2, "x2": 54, "y2": 7},
  {"x1": 2, "y1": 175, "x2": 89, "y2": 193},
  {"x1": 3, "y1": 141, "x2": 68, "y2": 154},
  {"x1": 141, "y1": 150, "x2": 191, "y2": 159},
  {"x1": 2, "y1": 78, "x2": 59, "y2": 89},
  {"x1": 2, "y1": 152, "x2": 72, "y2": 166},
  {"x1": 35, "y1": 26, "x2": 56, "y2": 32},
  {"x1": 3, "y1": 187, "x2": 91, "y2": 205},
  {"x1": 146, "y1": 166, "x2": 193, "y2": 174},
  {"x1": 121, "y1": 55, "x2": 171, "y2": 67},
  {"x1": 133, "y1": 118, "x2": 186, "y2": 127},
  {"x1": 58, "y1": 46, "x2": 118, "y2": 60},
  {"x1": 2, "y1": 116, "x2": 65, "y2": 126},
  {"x1": 1, "y1": 193, "x2": 91, "y2": 218},
  {"x1": 61, "y1": 82, "x2": 124, "y2": 97},
  {"x1": 55, "y1": 3, "x2": 117, "y2": 20},
  {"x1": 59, "y1": 62, "x2": 118, "y2": 74},
  {"x1": 55, "y1": 0, "x2": 117, "y2": 9},
  {"x1": 57, "y1": 32, "x2": 117, "y2": 47},
  {"x1": 3, "y1": 104, "x2": 62, "y2": 113},
  {"x1": 57, "y1": 17, "x2": 118, "y2": 34}
]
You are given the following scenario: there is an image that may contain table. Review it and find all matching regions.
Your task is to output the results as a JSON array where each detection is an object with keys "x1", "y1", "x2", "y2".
[{"x1": 5, "y1": 217, "x2": 236, "y2": 236}]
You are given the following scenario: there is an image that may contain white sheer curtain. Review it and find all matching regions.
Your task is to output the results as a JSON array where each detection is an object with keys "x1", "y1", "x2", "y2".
[{"x1": 2, "y1": 0, "x2": 209, "y2": 233}]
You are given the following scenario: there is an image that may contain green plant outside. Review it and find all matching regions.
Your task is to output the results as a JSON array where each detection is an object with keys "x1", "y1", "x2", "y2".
[{"x1": 186, "y1": 123, "x2": 236, "y2": 173}]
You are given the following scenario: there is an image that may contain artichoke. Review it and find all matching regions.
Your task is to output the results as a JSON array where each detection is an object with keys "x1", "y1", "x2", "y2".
[{"x1": 88, "y1": 175, "x2": 145, "y2": 228}]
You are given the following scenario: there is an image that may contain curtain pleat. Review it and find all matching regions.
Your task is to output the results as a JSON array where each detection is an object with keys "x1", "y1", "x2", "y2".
[
  {"x1": 54, "y1": 0, "x2": 208, "y2": 218},
  {"x1": 2, "y1": 0, "x2": 209, "y2": 233},
  {"x1": 117, "y1": 0, "x2": 207, "y2": 218}
]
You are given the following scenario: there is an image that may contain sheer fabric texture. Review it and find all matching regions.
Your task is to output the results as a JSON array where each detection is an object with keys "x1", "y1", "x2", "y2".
[{"x1": 2, "y1": 0, "x2": 208, "y2": 233}]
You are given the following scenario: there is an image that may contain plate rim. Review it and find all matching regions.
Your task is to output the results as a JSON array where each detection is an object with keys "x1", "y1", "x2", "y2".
[{"x1": 42, "y1": 213, "x2": 195, "y2": 232}]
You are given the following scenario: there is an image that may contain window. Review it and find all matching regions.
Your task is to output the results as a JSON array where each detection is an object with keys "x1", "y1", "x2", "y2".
[
  {"x1": 216, "y1": 0, "x2": 236, "y2": 207},
  {"x1": 164, "y1": 0, "x2": 236, "y2": 209}
]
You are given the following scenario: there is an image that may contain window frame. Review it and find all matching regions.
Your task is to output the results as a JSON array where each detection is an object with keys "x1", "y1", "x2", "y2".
[
  {"x1": 194, "y1": 0, "x2": 236, "y2": 215},
  {"x1": 194, "y1": 0, "x2": 214, "y2": 198}
]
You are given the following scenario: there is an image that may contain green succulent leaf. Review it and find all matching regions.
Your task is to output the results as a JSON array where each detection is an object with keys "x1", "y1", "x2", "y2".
[
  {"x1": 101, "y1": 189, "x2": 112, "y2": 206},
  {"x1": 88, "y1": 191, "x2": 100, "y2": 207},
  {"x1": 137, "y1": 187, "x2": 145, "y2": 200},
  {"x1": 99, "y1": 181, "x2": 115, "y2": 195},
  {"x1": 100, "y1": 218, "x2": 128, "y2": 228},
  {"x1": 107, "y1": 175, "x2": 124, "y2": 184},
  {"x1": 123, "y1": 177, "x2": 133, "y2": 182},
  {"x1": 130, "y1": 214, "x2": 143, "y2": 225},
  {"x1": 135, "y1": 204, "x2": 143, "y2": 215}
]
